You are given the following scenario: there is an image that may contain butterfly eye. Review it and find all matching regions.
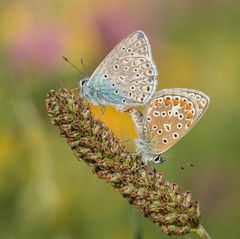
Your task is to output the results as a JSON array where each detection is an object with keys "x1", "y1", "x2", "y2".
[
  {"x1": 153, "y1": 155, "x2": 162, "y2": 164},
  {"x1": 81, "y1": 79, "x2": 88, "y2": 86}
]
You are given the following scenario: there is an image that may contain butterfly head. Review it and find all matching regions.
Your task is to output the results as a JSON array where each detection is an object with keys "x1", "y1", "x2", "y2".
[
  {"x1": 80, "y1": 77, "x2": 89, "y2": 87},
  {"x1": 79, "y1": 77, "x2": 90, "y2": 97},
  {"x1": 153, "y1": 154, "x2": 164, "y2": 164}
]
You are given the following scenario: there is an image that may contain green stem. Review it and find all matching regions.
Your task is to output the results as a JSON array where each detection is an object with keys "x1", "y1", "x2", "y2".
[
  {"x1": 132, "y1": 211, "x2": 142, "y2": 239},
  {"x1": 193, "y1": 224, "x2": 212, "y2": 239}
]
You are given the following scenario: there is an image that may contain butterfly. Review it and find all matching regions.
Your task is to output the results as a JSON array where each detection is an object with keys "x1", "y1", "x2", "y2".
[
  {"x1": 130, "y1": 88, "x2": 210, "y2": 164},
  {"x1": 79, "y1": 30, "x2": 158, "y2": 112}
]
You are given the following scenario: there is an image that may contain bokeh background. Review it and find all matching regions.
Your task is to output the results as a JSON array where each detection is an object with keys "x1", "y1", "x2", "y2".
[{"x1": 1, "y1": 1, "x2": 240, "y2": 238}]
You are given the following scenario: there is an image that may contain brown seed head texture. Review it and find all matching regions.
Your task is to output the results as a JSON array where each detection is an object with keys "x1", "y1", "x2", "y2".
[{"x1": 45, "y1": 88, "x2": 201, "y2": 236}]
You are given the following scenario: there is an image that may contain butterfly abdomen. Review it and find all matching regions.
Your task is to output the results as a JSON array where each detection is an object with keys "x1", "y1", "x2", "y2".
[{"x1": 130, "y1": 108, "x2": 144, "y2": 136}]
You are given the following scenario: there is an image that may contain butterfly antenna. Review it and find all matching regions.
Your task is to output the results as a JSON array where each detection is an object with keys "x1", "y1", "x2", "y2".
[
  {"x1": 63, "y1": 56, "x2": 83, "y2": 75},
  {"x1": 163, "y1": 154, "x2": 184, "y2": 169},
  {"x1": 59, "y1": 79, "x2": 65, "y2": 89},
  {"x1": 180, "y1": 163, "x2": 194, "y2": 170},
  {"x1": 170, "y1": 156, "x2": 184, "y2": 170},
  {"x1": 186, "y1": 162, "x2": 194, "y2": 167},
  {"x1": 80, "y1": 58, "x2": 88, "y2": 77},
  {"x1": 120, "y1": 138, "x2": 135, "y2": 143}
]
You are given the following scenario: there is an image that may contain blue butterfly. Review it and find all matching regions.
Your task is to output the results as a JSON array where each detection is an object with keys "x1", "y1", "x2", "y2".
[{"x1": 79, "y1": 30, "x2": 158, "y2": 112}]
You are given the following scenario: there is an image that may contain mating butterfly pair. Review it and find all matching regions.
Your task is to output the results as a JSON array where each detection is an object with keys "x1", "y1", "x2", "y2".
[{"x1": 79, "y1": 30, "x2": 210, "y2": 164}]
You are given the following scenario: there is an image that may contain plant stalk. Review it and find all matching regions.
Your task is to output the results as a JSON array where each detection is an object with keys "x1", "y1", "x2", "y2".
[
  {"x1": 45, "y1": 88, "x2": 212, "y2": 238},
  {"x1": 192, "y1": 224, "x2": 212, "y2": 239}
]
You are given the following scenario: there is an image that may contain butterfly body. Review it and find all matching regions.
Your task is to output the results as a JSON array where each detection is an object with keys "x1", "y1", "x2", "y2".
[
  {"x1": 79, "y1": 31, "x2": 158, "y2": 111},
  {"x1": 80, "y1": 77, "x2": 126, "y2": 106},
  {"x1": 130, "y1": 88, "x2": 210, "y2": 164}
]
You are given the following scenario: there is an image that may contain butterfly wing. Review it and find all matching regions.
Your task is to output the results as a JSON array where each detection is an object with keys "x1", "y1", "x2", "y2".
[
  {"x1": 143, "y1": 88, "x2": 210, "y2": 154},
  {"x1": 89, "y1": 31, "x2": 158, "y2": 108},
  {"x1": 181, "y1": 88, "x2": 210, "y2": 117}
]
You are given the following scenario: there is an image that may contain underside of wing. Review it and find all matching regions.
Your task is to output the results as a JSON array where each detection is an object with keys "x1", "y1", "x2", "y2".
[
  {"x1": 89, "y1": 31, "x2": 158, "y2": 106},
  {"x1": 143, "y1": 89, "x2": 205, "y2": 154},
  {"x1": 181, "y1": 88, "x2": 210, "y2": 116},
  {"x1": 98, "y1": 30, "x2": 155, "y2": 67},
  {"x1": 94, "y1": 56, "x2": 157, "y2": 105}
]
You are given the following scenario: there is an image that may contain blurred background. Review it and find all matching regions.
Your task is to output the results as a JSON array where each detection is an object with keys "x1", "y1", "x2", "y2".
[{"x1": 0, "y1": 1, "x2": 240, "y2": 238}]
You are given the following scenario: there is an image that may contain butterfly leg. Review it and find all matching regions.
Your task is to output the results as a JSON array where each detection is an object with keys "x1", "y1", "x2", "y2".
[
  {"x1": 98, "y1": 106, "x2": 107, "y2": 120},
  {"x1": 116, "y1": 105, "x2": 130, "y2": 112},
  {"x1": 180, "y1": 162, "x2": 194, "y2": 170},
  {"x1": 148, "y1": 160, "x2": 159, "y2": 183},
  {"x1": 128, "y1": 108, "x2": 144, "y2": 136},
  {"x1": 120, "y1": 138, "x2": 135, "y2": 144}
]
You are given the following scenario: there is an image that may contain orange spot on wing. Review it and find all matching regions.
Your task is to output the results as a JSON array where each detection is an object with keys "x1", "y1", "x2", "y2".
[
  {"x1": 164, "y1": 99, "x2": 171, "y2": 106},
  {"x1": 173, "y1": 99, "x2": 179, "y2": 105},
  {"x1": 187, "y1": 121, "x2": 192, "y2": 127},
  {"x1": 186, "y1": 104, "x2": 192, "y2": 110},
  {"x1": 180, "y1": 101, "x2": 186, "y2": 107},
  {"x1": 187, "y1": 112, "x2": 193, "y2": 119}
]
